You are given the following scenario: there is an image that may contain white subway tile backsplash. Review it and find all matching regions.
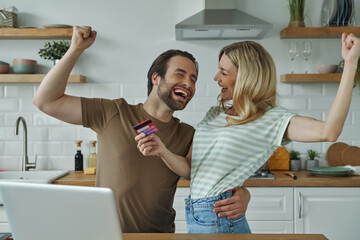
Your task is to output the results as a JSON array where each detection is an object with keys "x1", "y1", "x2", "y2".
[
  {"x1": 4, "y1": 84, "x2": 34, "y2": 98},
  {"x1": 192, "y1": 97, "x2": 218, "y2": 111},
  {"x1": 46, "y1": 156, "x2": 73, "y2": 170},
  {"x1": 49, "y1": 127, "x2": 77, "y2": 141},
  {"x1": 0, "y1": 156, "x2": 21, "y2": 170},
  {"x1": 277, "y1": 83, "x2": 292, "y2": 96},
  {"x1": 77, "y1": 127, "x2": 97, "y2": 141},
  {"x1": 65, "y1": 84, "x2": 92, "y2": 97},
  {"x1": 0, "y1": 98, "x2": 18, "y2": 111},
  {"x1": 34, "y1": 142, "x2": 63, "y2": 155},
  {"x1": 34, "y1": 113, "x2": 63, "y2": 126},
  {"x1": 122, "y1": 84, "x2": 147, "y2": 98},
  {"x1": 92, "y1": 83, "x2": 121, "y2": 99},
  {"x1": 4, "y1": 113, "x2": 33, "y2": 126},
  {"x1": 309, "y1": 97, "x2": 334, "y2": 110},
  {"x1": 293, "y1": 83, "x2": 322, "y2": 96},
  {"x1": 278, "y1": 97, "x2": 307, "y2": 110},
  {"x1": 2, "y1": 79, "x2": 360, "y2": 171},
  {"x1": 4, "y1": 142, "x2": 34, "y2": 156},
  {"x1": 20, "y1": 98, "x2": 38, "y2": 112},
  {"x1": 28, "y1": 127, "x2": 48, "y2": 141}
]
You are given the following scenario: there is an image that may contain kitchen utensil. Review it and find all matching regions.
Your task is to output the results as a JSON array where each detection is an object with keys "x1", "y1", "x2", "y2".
[
  {"x1": 308, "y1": 166, "x2": 351, "y2": 177},
  {"x1": 326, "y1": 142, "x2": 349, "y2": 166},
  {"x1": 342, "y1": 146, "x2": 360, "y2": 165}
]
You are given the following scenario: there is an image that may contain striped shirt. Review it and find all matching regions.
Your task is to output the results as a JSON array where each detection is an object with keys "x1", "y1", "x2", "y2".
[{"x1": 190, "y1": 106, "x2": 296, "y2": 198}]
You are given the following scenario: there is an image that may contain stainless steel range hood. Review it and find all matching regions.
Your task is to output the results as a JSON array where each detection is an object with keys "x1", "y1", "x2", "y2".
[{"x1": 175, "y1": 9, "x2": 273, "y2": 40}]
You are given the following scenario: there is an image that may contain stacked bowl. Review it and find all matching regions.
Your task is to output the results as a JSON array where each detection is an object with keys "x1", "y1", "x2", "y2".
[
  {"x1": 0, "y1": 61, "x2": 10, "y2": 74},
  {"x1": 13, "y1": 59, "x2": 37, "y2": 74}
]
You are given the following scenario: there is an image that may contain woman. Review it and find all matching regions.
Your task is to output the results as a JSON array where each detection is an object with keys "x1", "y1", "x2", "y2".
[{"x1": 135, "y1": 33, "x2": 360, "y2": 233}]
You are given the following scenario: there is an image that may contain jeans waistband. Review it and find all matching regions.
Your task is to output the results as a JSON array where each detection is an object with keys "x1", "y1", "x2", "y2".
[{"x1": 185, "y1": 191, "x2": 232, "y2": 205}]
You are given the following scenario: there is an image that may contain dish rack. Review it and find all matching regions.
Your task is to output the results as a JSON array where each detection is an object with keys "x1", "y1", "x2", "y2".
[{"x1": 0, "y1": 10, "x2": 17, "y2": 28}]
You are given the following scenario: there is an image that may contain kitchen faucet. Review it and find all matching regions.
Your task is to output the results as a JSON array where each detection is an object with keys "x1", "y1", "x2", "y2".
[{"x1": 15, "y1": 116, "x2": 36, "y2": 171}]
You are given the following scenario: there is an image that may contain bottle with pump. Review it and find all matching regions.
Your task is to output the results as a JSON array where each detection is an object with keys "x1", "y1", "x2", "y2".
[
  {"x1": 89, "y1": 141, "x2": 97, "y2": 168},
  {"x1": 75, "y1": 140, "x2": 83, "y2": 172}
]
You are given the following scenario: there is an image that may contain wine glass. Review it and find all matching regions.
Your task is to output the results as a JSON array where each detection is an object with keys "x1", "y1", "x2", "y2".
[
  {"x1": 288, "y1": 41, "x2": 298, "y2": 74},
  {"x1": 302, "y1": 41, "x2": 312, "y2": 73}
]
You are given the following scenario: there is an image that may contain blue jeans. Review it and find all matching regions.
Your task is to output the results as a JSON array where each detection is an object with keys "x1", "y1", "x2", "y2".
[{"x1": 185, "y1": 192, "x2": 251, "y2": 233}]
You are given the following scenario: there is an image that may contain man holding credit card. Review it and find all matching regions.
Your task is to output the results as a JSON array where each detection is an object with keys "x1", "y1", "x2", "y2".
[{"x1": 33, "y1": 26, "x2": 250, "y2": 233}]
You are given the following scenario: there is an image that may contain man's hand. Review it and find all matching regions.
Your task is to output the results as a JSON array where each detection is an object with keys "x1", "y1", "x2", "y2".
[
  {"x1": 213, "y1": 186, "x2": 250, "y2": 220},
  {"x1": 70, "y1": 26, "x2": 97, "y2": 52}
]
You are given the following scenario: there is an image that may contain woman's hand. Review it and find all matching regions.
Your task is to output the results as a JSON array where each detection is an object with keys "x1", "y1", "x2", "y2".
[
  {"x1": 342, "y1": 33, "x2": 360, "y2": 64},
  {"x1": 135, "y1": 133, "x2": 166, "y2": 157}
]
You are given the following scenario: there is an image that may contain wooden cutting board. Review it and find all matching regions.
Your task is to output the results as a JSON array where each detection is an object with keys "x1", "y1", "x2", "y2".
[
  {"x1": 326, "y1": 142, "x2": 349, "y2": 166},
  {"x1": 342, "y1": 146, "x2": 360, "y2": 166}
]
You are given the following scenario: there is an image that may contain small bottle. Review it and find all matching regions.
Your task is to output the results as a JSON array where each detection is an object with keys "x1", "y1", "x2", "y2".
[
  {"x1": 88, "y1": 141, "x2": 97, "y2": 168},
  {"x1": 75, "y1": 140, "x2": 83, "y2": 172}
]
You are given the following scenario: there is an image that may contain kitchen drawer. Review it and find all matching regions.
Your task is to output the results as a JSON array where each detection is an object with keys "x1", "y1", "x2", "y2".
[
  {"x1": 175, "y1": 220, "x2": 187, "y2": 233},
  {"x1": 247, "y1": 187, "x2": 293, "y2": 221},
  {"x1": 174, "y1": 187, "x2": 189, "y2": 222}
]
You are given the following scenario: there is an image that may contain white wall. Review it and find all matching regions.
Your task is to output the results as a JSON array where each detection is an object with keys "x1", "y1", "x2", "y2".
[{"x1": 1, "y1": 0, "x2": 360, "y2": 170}]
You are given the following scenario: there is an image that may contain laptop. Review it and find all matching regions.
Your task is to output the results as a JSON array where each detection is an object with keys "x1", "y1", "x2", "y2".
[{"x1": 0, "y1": 182, "x2": 122, "y2": 240}]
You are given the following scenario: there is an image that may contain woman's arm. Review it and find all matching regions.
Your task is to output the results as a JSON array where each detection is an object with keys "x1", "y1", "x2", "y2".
[
  {"x1": 285, "y1": 33, "x2": 360, "y2": 142},
  {"x1": 135, "y1": 133, "x2": 192, "y2": 179}
]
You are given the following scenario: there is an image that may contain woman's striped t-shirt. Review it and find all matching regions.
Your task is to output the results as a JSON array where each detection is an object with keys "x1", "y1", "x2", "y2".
[{"x1": 190, "y1": 106, "x2": 296, "y2": 199}]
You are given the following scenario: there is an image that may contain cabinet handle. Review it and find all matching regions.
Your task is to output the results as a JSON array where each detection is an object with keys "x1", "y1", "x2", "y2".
[{"x1": 298, "y1": 191, "x2": 302, "y2": 219}]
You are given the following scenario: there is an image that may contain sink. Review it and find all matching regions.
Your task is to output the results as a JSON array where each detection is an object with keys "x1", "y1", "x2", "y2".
[
  {"x1": 0, "y1": 170, "x2": 69, "y2": 204},
  {"x1": 0, "y1": 170, "x2": 69, "y2": 184}
]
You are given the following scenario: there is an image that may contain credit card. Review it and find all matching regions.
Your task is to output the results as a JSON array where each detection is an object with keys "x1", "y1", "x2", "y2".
[{"x1": 133, "y1": 118, "x2": 159, "y2": 136}]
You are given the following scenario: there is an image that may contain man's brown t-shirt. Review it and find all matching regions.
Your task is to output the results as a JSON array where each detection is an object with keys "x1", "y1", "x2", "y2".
[{"x1": 81, "y1": 97, "x2": 194, "y2": 233}]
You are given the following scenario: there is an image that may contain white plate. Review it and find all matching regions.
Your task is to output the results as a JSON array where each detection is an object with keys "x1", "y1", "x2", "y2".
[{"x1": 43, "y1": 24, "x2": 73, "y2": 28}]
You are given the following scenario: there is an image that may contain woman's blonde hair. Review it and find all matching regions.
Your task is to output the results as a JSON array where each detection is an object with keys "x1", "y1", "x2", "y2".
[{"x1": 218, "y1": 41, "x2": 277, "y2": 126}]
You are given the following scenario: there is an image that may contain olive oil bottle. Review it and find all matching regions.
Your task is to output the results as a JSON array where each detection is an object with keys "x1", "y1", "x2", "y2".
[
  {"x1": 89, "y1": 141, "x2": 97, "y2": 168},
  {"x1": 75, "y1": 140, "x2": 83, "y2": 172}
]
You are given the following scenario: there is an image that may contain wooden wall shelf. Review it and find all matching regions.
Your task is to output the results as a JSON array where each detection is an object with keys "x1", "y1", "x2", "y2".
[
  {"x1": 0, "y1": 74, "x2": 85, "y2": 83},
  {"x1": 0, "y1": 28, "x2": 72, "y2": 39},
  {"x1": 280, "y1": 27, "x2": 360, "y2": 39},
  {"x1": 280, "y1": 73, "x2": 344, "y2": 83}
]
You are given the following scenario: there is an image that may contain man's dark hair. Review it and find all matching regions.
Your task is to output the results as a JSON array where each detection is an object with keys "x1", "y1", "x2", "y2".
[{"x1": 147, "y1": 49, "x2": 198, "y2": 96}]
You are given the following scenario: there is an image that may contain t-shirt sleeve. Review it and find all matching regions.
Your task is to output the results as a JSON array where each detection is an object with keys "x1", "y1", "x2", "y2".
[
  {"x1": 273, "y1": 108, "x2": 297, "y2": 146},
  {"x1": 81, "y1": 97, "x2": 118, "y2": 134}
]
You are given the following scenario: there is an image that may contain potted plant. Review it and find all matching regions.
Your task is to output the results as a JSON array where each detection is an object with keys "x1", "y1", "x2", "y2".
[
  {"x1": 38, "y1": 40, "x2": 70, "y2": 65},
  {"x1": 290, "y1": 150, "x2": 301, "y2": 171},
  {"x1": 288, "y1": 0, "x2": 305, "y2": 28},
  {"x1": 306, "y1": 149, "x2": 319, "y2": 169}
]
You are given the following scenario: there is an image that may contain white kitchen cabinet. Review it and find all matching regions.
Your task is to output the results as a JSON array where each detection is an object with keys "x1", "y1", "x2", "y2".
[
  {"x1": 173, "y1": 187, "x2": 294, "y2": 233},
  {"x1": 0, "y1": 205, "x2": 10, "y2": 232},
  {"x1": 294, "y1": 187, "x2": 360, "y2": 240},
  {"x1": 247, "y1": 187, "x2": 294, "y2": 233}
]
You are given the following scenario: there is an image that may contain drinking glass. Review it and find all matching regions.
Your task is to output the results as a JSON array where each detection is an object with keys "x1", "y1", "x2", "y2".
[
  {"x1": 302, "y1": 41, "x2": 312, "y2": 73},
  {"x1": 288, "y1": 41, "x2": 298, "y2": 74}
]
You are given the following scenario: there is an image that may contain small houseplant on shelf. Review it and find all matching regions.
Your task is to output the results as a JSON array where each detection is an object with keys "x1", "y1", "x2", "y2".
[
  {"x1": 289, "y1": 150, "x2": 301, "y2": 171},
  {"x1": 306, "y1": 149, "x2": 319, "y2": 169},
  {"x1": 288, "y1": 0, "x2": 305, "y2": 28},
  {"x1": 38, "y1": 40, "x2": 70, "y2": 65}
]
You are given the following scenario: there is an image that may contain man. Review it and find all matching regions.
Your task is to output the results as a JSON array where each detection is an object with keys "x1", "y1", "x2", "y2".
[{"x1": 33, "y1": 26, "x2": 250, "y2": 233}]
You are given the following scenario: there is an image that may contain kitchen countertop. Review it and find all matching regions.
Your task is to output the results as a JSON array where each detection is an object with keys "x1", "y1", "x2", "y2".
[
  {"x1": 122, "y1": 233, "x2": 328, "y2": 239},
  {"x1": 53, "y1": 170, "x2": 360, "y2": 187}
]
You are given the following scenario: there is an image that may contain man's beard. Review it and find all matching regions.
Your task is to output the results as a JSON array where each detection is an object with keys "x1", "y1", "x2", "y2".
[{"x1": 157, "y1": 79, "x2": 191, "y2": 111}]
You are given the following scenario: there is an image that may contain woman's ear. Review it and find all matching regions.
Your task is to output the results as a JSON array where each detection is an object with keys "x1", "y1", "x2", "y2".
[{"x1": 152, "y1": 72, "x2": 160, "y2": 86}]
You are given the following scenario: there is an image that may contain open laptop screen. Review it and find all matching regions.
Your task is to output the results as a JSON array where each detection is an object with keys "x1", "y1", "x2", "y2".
[{"x1": 0, "y1": 182, "x2": 122, "y2": 240}]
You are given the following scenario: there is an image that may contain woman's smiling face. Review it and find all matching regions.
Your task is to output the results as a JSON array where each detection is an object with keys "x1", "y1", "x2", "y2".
[{"x1": 213, "y1": 54, "x2": 238, "y2": 100}]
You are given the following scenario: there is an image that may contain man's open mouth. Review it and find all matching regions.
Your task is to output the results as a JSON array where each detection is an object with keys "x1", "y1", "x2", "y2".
[{"x1": 173, "y1": 88, "x2": 190, "y2": 100}]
